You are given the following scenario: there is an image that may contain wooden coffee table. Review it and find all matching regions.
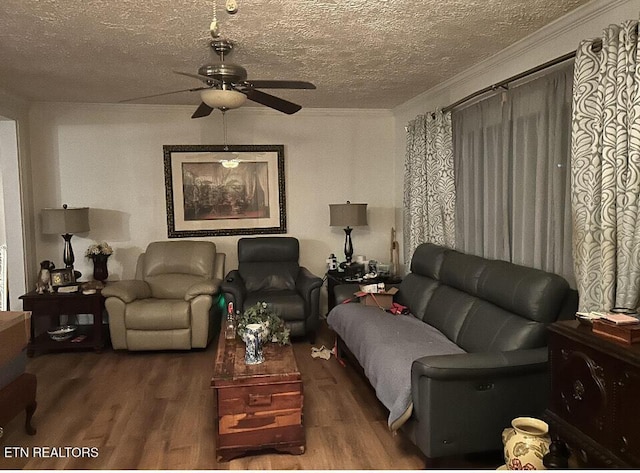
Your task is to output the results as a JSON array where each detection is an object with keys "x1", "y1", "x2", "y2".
[{"x1": 211, "y1": 332, "x2": 305, "y2": 462}]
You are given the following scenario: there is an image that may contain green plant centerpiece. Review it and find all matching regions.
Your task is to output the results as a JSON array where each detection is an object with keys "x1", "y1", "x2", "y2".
[{"x1": 237, "y1": 302, "x2": 291, "y2": 345}]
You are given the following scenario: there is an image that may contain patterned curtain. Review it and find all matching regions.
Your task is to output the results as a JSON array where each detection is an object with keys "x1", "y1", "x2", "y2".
[
  {"x1": 403, "y1": 110, "x2": 455, "y2": 264},
  {"x1": 572, "y1": 20, "x2": 640, "y2": 311}
]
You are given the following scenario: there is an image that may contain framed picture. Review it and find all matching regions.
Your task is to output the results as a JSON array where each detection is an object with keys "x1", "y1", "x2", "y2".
[
  {"x1": 163, "y1": 145, "x2": 287, "y2": 238},
  {"x1": 50, "y1": 268, "x2": 76, "y2": 287}
]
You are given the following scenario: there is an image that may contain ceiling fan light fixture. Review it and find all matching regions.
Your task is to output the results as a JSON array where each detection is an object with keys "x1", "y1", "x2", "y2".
[
  {"x1": 221, "y1": 158, "x2": 240, "y2": 168},
  {"x1": 200, "y1": 88, "x2": 247, "y2": 109}
]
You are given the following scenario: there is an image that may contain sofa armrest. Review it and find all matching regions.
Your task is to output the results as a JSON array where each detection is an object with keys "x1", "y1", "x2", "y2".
[
  {"x1": 412, "y1": 347, "x2": 548, "y2": 381},
  {"x1": 185, "y1": 278, "x2": 222, "y2": 301},
  {"x1": 102, "y1": 280, "x2": 151, "y2": 303},
  {"x1": 409, "y1": 347, "x2": 550, "y2": 459},
  {"x1": 295, "y1": 267, "x2": 323, "y2": 298},
  {"x1": 221, "y1": 270, "x2": 247, "y2": 310}
]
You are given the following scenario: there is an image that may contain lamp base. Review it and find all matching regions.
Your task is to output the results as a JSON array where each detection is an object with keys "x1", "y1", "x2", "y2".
[
  {"x1": 62, "y1": 233, "x2": 75, "y2": 268},
  {"x1": 61, "y1": 233, "x2": 82, "y2": 279},
  {"x1": 343, "y1": 227, "x2": 353, "y2": 263}
]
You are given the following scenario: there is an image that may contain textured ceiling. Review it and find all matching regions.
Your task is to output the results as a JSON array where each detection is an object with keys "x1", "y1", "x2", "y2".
[{"x1": 0, "y1": 0, "x2": 589, "y2": 110}]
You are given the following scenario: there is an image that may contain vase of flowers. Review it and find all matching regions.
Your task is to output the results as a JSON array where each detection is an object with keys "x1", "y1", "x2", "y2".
[
  {"x1": 237, "y1": 302, "x2": 290, "y2": 346},
  {"x1": 85, "y1": 242, "x2": 113, "y2": 282}
]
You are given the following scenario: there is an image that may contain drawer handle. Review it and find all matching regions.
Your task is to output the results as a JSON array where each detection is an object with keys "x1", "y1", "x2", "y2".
[{"x1": 248, "y1": 393, "x2": 272, "y2": 406}]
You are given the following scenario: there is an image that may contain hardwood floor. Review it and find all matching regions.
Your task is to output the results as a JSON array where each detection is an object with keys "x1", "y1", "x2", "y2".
[{"x1": 0, "y1": 322, "x2": 502, "y2": 470}]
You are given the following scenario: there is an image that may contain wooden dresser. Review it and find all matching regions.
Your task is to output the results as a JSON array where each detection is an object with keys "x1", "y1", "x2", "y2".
[
  {"x1": 546, "y1": 320, "x2": 640, "y2": 468},
  {"x1": 211, "y1": 334, "x2": 305, "y2": 462}
]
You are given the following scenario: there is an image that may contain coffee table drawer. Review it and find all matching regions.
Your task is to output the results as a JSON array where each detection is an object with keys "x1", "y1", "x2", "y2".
[
  {"x1": 217, "y1": 382, "x2": 302, "y2": 416},
  {"x1": 218, "y1": 421, "x2": 304, "y2": 448},
  {"x1": 219, "y1": 407, "x2": 302, "y2": 434}
]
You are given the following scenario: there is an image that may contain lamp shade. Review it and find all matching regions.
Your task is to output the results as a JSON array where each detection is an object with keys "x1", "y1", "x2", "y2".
[
  {"x1": 41, "y1": 206, "x2": 90, "y2": 235},
  {"x1": 329, "y1": 202, "x2": 368, "y2": 227},
  {"x1": 200, "y1": 89, "x2": 247, "y2": 110}
]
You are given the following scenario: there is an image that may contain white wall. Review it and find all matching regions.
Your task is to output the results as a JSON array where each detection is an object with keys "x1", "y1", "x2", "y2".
[
  {"x1": 0, "y1": 120, "x2": 28, "y2": 309},
  {"x1": 0, "y1": 88, "x2": 34, "y2": 308},
  {"x1": 391, "y1": 0, "x2": 640, "y2": 261},
  {"x1": 28, "y1": 103, "x2": 395, "y2": 296}
]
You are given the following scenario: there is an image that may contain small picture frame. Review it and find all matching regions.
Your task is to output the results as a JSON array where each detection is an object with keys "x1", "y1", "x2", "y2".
[{"x1": 50, "y1": 268, "x2": 76, "y2": 287}]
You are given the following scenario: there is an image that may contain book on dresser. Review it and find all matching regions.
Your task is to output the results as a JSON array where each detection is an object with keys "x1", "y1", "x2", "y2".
[{"x1": 592, "y1": 319, "x2": 640, "y2": 344}]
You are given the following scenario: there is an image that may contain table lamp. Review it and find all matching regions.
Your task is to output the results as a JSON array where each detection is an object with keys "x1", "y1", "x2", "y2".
[
  {"x1": 41, "y1": 204, "x2": 90, "y2": 270},
  {"x1": 329, "y1": 201, "x2": 368, "y2": 264}
]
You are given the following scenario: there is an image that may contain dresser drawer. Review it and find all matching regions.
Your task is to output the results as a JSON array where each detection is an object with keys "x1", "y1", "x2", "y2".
[{"x1": 217, "y1": 381, "x2": 303, "y2": 416}]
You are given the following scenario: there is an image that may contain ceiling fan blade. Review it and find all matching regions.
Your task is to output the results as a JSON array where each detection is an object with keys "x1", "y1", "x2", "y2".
[
  {"x1": 247, "y1": 80, "x2": 316, "y2": 90},
  {"x1": 243, "y1": 88, "x2": 302, "y2": 114},
  {"x1": 191, "y1": 102, "x2": 214, "y2": 119},
  {"x1": 119, "y1": 87, "x2": 209, "y2": 103},
  {"x1": 174, "y1": 70, "x2": 221, "y2": 86}
]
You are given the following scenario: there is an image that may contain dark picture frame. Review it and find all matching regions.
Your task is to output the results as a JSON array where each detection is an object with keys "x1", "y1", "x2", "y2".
[
  {"x1": 50, "y1": 268, "x2": 76, "y2": 287},
  {"x1": 163, "y1": 145, "x2": 287, "y2": 238}
]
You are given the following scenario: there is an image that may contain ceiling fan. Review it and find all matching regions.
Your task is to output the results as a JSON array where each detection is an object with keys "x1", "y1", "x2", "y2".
[{"x1": 123, "y1": 38, "x2": 316, "y2": 119}]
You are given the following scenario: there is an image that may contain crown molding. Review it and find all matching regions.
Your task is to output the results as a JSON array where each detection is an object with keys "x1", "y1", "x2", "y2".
[
  {"x1": 29, "y1": 101, "x2": 393, "y2": 118},
  {"x1": 394, "y1": 0, "x2": 633, "y2": 114}
]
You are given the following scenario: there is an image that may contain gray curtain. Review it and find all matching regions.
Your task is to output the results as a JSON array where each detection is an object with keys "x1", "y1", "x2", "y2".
[
  {"x1": 571, "y1": 20, "x2": 640, "y2": 312},
  {"x1": 403, "y1": 110, "x2": 455, "y2": 264},
  {"x1": 453, "y1": 63, "x2": 574, "y2": 284}
]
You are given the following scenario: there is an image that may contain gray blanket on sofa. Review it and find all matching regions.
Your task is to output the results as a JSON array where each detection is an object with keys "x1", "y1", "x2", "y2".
[{"x1": 327, "y1": 303, "x2": 465, "y2": 430}]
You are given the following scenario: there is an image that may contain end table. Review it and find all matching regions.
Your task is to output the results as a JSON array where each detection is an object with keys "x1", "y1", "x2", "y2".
[
  {"x1": 20, "y1": 290, "x2": 106, "y2": 356},
  {"x1": 326, "y1": 270, "x2": 402, "y2": 312}
]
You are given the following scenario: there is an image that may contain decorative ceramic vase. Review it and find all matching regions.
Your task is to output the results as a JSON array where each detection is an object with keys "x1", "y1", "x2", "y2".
[
  {"x1": 91, "y1": 254, "x2": 109, "y2": 282},
  {"x1": 502, "y1": 417, "x2": 551, "y2": 470},
  {"x1": 243, "y1": 323, "x2": 265, "y2": 365}
]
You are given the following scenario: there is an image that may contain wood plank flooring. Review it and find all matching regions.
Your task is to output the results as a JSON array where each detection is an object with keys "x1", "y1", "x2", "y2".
[{"x1": 0, "y1": 321, "x2": 502, "y2": 470}]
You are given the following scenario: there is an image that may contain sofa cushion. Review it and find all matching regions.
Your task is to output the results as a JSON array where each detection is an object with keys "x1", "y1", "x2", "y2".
[
  {"x1": 245, "y1": 290, "x2": 304, "y2": 321},
  {"x1": 240, "y1": 262, "x2": 298, "y2": 292},
  {"x1": 238, "y1": 237, "x2": 300, "y2": 262},
  {"x1": 456, "y1": 299, "x2": 548, "y2": 351},
  {"x1": 422, "y1": 285, "x2": 475, "y2": 341},
  {"x1": 143, "y1": 240, "x2": 216, "y2": 279},
  {"x1": 439, "y1": 250, "x2": 488, "y2": 295},
  {"x1": 478, "y1": 260, "x2": 570, "y2": 323},
  {"x1": 125, "y1": 299, "x2": 190, "y2": 330},
  {"x1": 396, "y1": 273, "x2": 440, "y2": 322},
  {"x1": 327, "y1": 303, "x2": 465, "y2": 430},
  {"x1": 146, "y1": 273, "x2": 209, "y2": 299},
  {"x1": 410, "y1": 243, "x2": 447, "y2": 278}
]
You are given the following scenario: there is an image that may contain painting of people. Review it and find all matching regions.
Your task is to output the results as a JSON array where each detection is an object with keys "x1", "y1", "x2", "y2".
[{"x1": 181, "y1": 161, "x2": 270, "y2": 221}]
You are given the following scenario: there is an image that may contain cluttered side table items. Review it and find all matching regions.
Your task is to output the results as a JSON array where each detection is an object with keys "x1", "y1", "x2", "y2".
[{"x1": 325, "y1": 262, "x2": 402, "y2": 312}]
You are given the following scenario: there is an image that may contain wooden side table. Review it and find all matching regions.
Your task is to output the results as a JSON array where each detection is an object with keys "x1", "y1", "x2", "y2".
[
  {"x1": 545, "y1": 320, "x2": 640, "y2": 468},
  {"x1": 20, "y1": 290, "x2": 105, "y2": 356}
]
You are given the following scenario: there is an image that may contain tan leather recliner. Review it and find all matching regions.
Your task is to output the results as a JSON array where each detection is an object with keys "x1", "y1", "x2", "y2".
[{"x1": 102, "y1": 241, "x2": 225, "y2": 351}]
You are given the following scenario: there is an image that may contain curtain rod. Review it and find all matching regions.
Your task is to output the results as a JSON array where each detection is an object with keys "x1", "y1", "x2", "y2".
[{"x1": 441, "y1": 39, "x2": 603, "y2": 114}]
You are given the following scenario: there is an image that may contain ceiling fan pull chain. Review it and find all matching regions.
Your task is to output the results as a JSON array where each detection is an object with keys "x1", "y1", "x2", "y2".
[
  {"x1": 210, "y1": 0, "x2": 220, "y2": 38},
  {"x1": 222, "y1": 110, "x2": 229, "y2": 150}
]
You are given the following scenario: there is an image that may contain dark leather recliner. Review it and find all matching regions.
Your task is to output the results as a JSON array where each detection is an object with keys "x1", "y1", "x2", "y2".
[{"x1": 221, "y1": 237, "x2": 323, "y2": 342}]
